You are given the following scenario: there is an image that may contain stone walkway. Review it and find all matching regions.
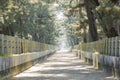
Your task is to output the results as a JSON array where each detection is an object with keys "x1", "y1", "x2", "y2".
[{"x1": 12, "y1": 51, "x2": 114, "y2": 80}]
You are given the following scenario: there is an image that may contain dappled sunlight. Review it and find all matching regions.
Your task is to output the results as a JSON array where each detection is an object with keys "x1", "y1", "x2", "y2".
[
  {"x1": 0, "y1": 0, "x2": 119, "y2": 79},
  {"x1": 57, "y1": 49, "x2": 71, "y2": 53},
  {"x1": 56, "y1": 12, "x2": 65, "y2": 20},
  {"x1": 12, "y1": 52, "x2": 113, "y2": 80},
  {"x1": 15, "y1": 72, "x2": 41, "y2": 78},
  {"x1": 15, "y1": 73, "x2": 68, "y2": 78},
  {"x1": 105, "y1": 76, "x2": 115, "y2": 80},
  {"x1": 43, "y1": 61, "x2": 71, "y2": 65},
  {"x1": 29, "y1": 0, "x2": 38, "y2": 4}
]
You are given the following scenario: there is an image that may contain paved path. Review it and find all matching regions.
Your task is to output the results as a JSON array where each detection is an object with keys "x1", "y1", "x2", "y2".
[{"x1": 12, "y1": 51, "x2": 114, "y2": 80}]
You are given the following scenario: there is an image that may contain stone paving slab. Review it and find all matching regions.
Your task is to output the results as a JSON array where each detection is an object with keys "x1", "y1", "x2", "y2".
[{"x1": 11, "y1": 51, "x2": 114, "y2": 80}]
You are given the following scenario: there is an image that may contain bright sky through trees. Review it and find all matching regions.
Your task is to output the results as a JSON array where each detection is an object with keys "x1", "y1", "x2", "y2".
[{"x1": 56, "y1": 12, "x2": 64, "y2": 20}]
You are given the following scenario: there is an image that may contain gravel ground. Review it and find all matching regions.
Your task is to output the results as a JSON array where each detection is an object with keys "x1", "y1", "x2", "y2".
[{"x1": 11, "y1": 51, "x2": 115, "y2": 80}]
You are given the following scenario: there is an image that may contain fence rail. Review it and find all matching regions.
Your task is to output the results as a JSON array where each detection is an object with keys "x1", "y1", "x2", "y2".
[
  {"x1": 0, "y1": 34, "x2": 55, "y2": 56},
  {"x1": 81, "y1": 37, "x2": 120, "y2": 57},
  {"x1": 78, "y1": 37, "x2": 120, "y2": 78},
  {"x1": 0, "y1": 34, "x2": 56, "y2": 79}
]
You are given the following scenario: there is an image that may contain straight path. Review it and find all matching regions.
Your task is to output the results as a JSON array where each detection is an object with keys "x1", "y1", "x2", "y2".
[{"x1": 12, "y1": 51, "x2": 114, "y2": 80}]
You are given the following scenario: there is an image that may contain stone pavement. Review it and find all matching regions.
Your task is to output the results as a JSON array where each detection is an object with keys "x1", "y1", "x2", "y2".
[{"x1": 11, "y1": 51, "x2": 114, "y2": 80}]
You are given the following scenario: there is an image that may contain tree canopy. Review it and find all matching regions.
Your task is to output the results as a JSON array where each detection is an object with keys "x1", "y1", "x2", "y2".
[
  {"x1": 0, "y1": 0, "x2": 58, "y2": 44},
  {"x1": 62, "y1": 0, "x2": 120, "y2": 42},
  {"x1": 1, "y1": 0, "x2": 119, "y2": 45}
]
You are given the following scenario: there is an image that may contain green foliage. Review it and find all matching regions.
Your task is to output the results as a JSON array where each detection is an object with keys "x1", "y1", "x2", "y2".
[
  {"x1": 0, "y1": 0, "x2": 57, "y2": 44},
  {"x1": 91, "y1": 0, "x2": 120, "y2": 37},
  {"x1": 95, "y1": 0, "x2": 120, "y2": 29}
]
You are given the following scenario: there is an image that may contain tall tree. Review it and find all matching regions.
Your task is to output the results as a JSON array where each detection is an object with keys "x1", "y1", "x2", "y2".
[{"x1": 84, "y1": 0, "x2": 98, "y2": 41}]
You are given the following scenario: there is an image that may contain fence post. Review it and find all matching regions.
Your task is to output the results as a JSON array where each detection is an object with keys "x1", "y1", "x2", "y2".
[
  {"x1": 111, "y1": 37, "x2": 113, "y2": 56},
  {"x1": 105, "y1": 38, "x2": 107, "y2": 55},
  {"x1": 115, "y1": 37, "x2": 118, "y2": 56},
  {"x1": 7, "y1": 36, "x2": 11, "y2": 54},
  {"x1": 0, "y1": 34, "x2": 4, "y2": 55},
  {"x1": 109, "y1": 38, "x2": 112, "y2": 56},
  {"x1": 112, "y1": 37, "x2": 115, "y2": 56},
  {"x1": 108, "y1": 38, "x2": 110, "y2": 56},
  {"x1": 15, "y1": 37, "x2": 18, "y2": 54},
  {"x1": 4, "y1": 35, "x2": 7, "y2": 54},
  {"x1": 119, "y1": 37, "x2": 120, "y2": 57}
]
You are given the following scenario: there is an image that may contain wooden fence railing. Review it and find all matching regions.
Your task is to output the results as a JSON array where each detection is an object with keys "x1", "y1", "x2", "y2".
[
  {"x1": 81, "y1": 37, "x2": 120, "y2": 56},
  {"x1": 77, "y1": 37, "x2": 120, "y2": 78},
  {"x1": 0, "y1": 34, "x2": 56, "y2": 79},
  {"x1": 0, "y1": 34, "x2": 55, "y2": 56}
]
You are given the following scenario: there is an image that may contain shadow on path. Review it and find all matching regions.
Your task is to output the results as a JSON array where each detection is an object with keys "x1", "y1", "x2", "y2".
[{"x1": 11, "y1": 51, "x2": 114, "y2": 80}]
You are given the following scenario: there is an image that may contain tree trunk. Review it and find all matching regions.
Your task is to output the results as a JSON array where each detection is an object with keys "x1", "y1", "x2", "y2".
[
  {"x1": 83, "y1": 26, "x2": 87, "y2": 43},
  {"x1": 84, "y1": 0, "x2": 98, "y2": 42}
]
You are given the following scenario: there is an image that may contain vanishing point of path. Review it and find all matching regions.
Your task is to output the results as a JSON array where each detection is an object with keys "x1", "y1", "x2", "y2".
[{"x1": 12, "y1": 51, "x2": 114, "y2": 80}]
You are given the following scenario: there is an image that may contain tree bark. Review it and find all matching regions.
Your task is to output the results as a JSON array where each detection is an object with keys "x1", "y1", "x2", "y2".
[{"x1": 84, "y1": 0, "x2": 98, "y2": 42}]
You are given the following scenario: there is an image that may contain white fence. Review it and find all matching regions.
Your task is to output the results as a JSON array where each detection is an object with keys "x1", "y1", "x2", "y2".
[
  {"x1": 0, "y1": 34, "x2": 55, "y2": 55},
  {"x1": 0, "y1": 34, "x2": 56, "y2": 79}
]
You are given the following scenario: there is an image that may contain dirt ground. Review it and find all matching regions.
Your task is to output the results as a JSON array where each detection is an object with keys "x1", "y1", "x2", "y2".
[{"x1": 11, "y1": 51, "x2": 116, "y2": 80}]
